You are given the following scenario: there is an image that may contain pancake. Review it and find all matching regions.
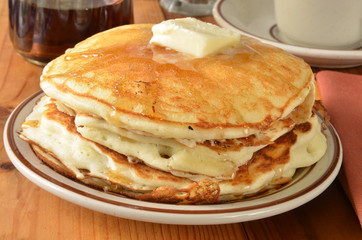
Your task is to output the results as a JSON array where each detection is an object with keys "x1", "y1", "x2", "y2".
[
  {"x1": 40, "y1": 23, "x2": 315, "y2": 141},
  {"x1": 73, "y1": 111, "x2": 294, "y2": 180},
  {"x1": 19, "y1": 20, "x2": 328, "y2": 204},
  {"x1": 19, "y1": 96, "x2": 327, "y2": 203}
]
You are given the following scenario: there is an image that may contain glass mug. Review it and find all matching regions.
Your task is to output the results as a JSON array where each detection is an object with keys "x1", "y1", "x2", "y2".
[{"x1": 8, "y1": 0, "x2": 134, "y2": 66}]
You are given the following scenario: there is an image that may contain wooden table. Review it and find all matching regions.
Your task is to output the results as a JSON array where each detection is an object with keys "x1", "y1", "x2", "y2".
[{"x1": 1, "y1": 1, "x2": 361, "y2": 239}]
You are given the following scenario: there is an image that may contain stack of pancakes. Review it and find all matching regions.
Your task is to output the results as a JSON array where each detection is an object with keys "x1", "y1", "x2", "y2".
[{"x1": 19, "y1": 23, "x2": 327, "y2": 204}]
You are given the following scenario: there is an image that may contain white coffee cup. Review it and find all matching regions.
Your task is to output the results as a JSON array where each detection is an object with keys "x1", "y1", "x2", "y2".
[{"x1": 274, "y1": 0, "x2": 362, "y2": 49}]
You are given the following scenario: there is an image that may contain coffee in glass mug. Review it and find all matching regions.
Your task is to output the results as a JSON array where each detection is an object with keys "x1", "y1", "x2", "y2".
[{"x1": 8, "y1": 0, "x2": 134, "y2": 66}]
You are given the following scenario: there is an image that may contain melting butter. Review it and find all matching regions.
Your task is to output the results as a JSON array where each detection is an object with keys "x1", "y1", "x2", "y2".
[{"x1": 150, "y1": 17, "x2": 240, "y2": 58}]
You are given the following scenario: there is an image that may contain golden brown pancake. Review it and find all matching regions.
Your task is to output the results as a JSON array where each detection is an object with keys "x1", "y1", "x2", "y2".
[
  {"x1": 40, "y1": 24, "x2": 315, "y2": 140},
  {"x1": 73, "y1": 110, "x2": 294, "y2": 180},
  {"x1": 19, "y1": 21, "x2": 327, "y2": 204},
  {"x1": 19, "y1": 96, "x2": 327, "y2": 203}
]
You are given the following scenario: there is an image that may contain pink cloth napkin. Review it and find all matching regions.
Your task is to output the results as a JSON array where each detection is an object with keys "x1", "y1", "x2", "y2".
[{"x1": 316, "y1": 70, "x2": 362, "y2": 227}]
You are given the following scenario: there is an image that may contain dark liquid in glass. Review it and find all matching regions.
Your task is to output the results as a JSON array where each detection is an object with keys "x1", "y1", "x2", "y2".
[{"x1": 8, "y1": 0, "x2": 134, "y2": 65}]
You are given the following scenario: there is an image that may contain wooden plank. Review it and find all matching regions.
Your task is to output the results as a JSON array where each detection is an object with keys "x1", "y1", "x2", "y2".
[{"x1": 244, "y1": 181, "x2": 362, "y2": 240}]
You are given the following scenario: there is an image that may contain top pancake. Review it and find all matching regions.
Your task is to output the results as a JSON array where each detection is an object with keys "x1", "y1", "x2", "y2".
[{"x1": 40, "y1": 24, "x2": 314, "y2": 140}]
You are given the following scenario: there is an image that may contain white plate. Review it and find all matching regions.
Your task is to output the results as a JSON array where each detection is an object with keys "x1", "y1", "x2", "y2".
[
  {"x1": 213, "y1": 0, "x2": 362, "y2": 68},
  {"x1": 4, "y1": 91, "x2": 342, "y2": 225}
]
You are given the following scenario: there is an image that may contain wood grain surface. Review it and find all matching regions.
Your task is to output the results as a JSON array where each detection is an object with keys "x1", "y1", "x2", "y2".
[{"x1": 0, "y1": 0, "x2": 361, "y2": 239}]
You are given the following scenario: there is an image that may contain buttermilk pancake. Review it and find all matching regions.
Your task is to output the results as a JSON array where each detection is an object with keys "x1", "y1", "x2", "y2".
[
  {"x1": 40, "y1": 23, "x2": 314, "y2": 140},
  {"x1": 20, "y1": 96, "x2": 326, "y2": 203},
  {"x1": 19, "y1": 18, "x2": 327, "y2": 203}
]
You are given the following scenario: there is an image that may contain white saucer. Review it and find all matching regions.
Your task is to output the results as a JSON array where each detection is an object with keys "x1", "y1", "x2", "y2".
[
  {"x1": 213, "y1": 0, "x2": 362, "y2": 68},
  {"x1": 4, "y1": 91, "x2": 343, "y2": 225}
]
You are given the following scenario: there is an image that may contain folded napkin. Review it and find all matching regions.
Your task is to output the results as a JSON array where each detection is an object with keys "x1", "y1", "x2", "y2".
[{"x1": 316, "y1": 70, "x2": 362, "y2": 227}]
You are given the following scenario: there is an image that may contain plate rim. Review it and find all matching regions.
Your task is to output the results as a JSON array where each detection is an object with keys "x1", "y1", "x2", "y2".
[{"x1": 3, "y1": 90, "x2": 343, "y2": 224}]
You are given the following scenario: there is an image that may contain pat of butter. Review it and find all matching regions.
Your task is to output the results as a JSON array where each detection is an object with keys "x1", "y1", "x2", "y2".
[{"x1": 150, "y1": 17, "x2": 240, "y2": 58}]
